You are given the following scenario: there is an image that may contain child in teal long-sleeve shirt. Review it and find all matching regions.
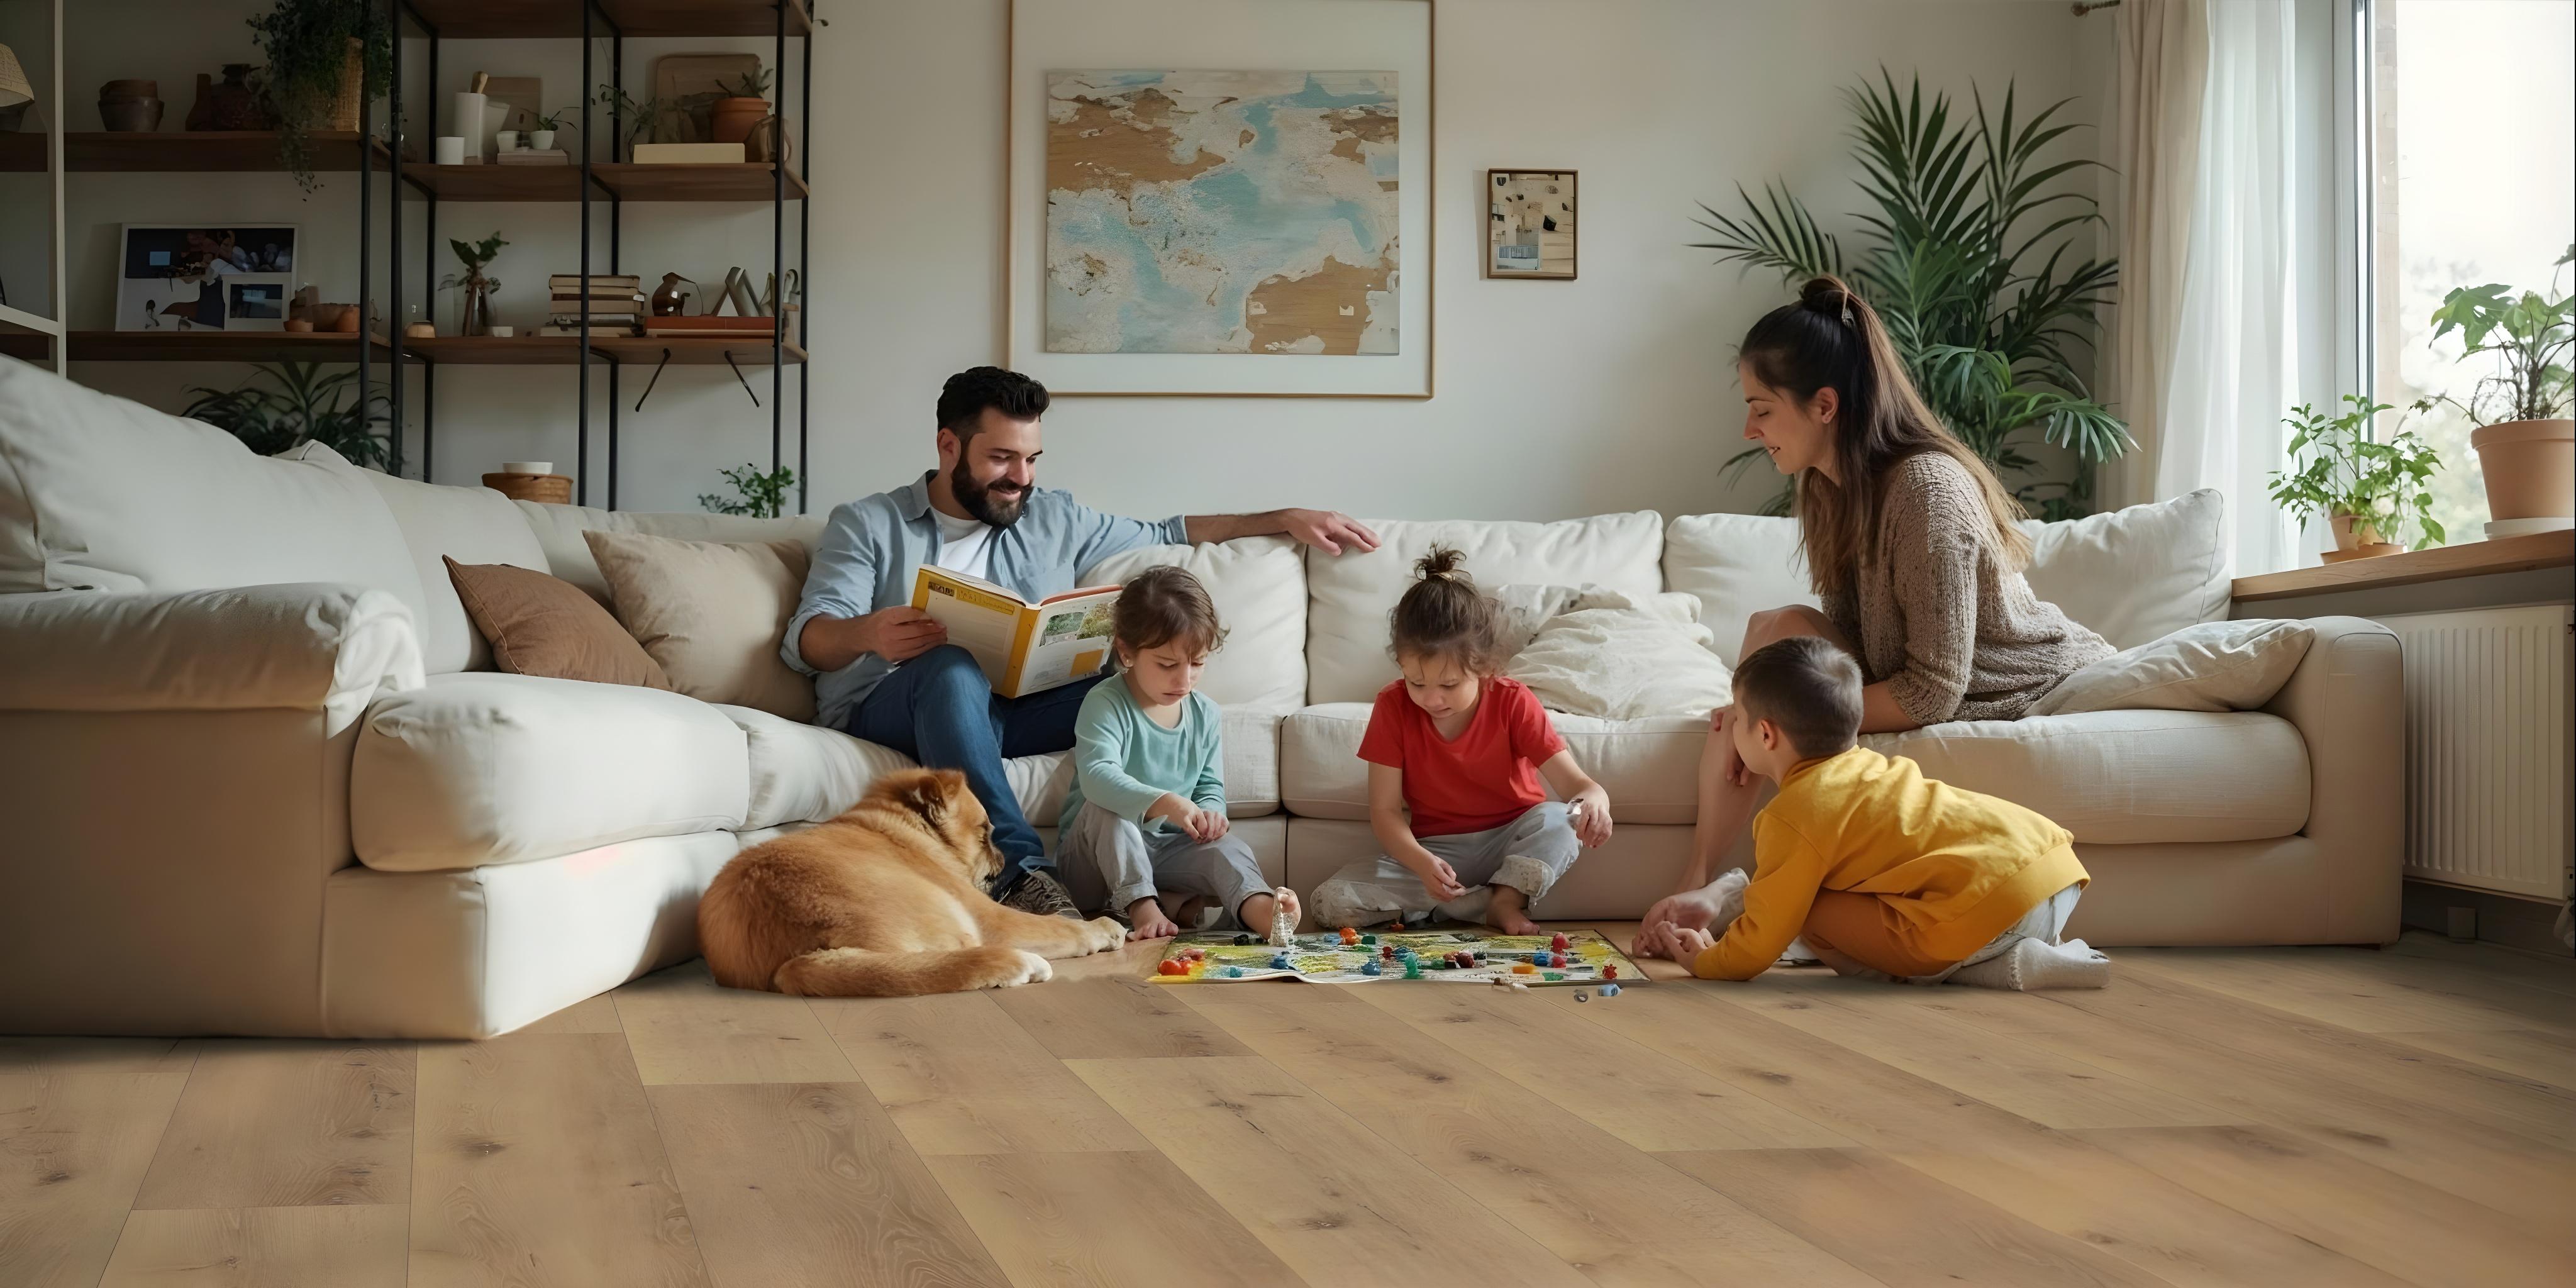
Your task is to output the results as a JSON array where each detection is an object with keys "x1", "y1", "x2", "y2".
[{"x1": 1056, "y1": 567, "x2": 1297, "y2": 940}]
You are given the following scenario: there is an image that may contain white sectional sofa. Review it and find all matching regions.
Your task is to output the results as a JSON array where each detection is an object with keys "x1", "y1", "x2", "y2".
[{"x1": 0, "y1": 358, "x2": 2403, "y2": 1038}]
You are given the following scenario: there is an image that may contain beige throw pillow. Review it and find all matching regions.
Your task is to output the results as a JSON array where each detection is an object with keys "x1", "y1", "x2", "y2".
[
  {"x1": 444, "y1": 556, "x2": 675, "y2": 690},
  {"x1": 2029, "y1": 619, "x2": 2315, "y2": 716},
  {"x1": 1507, "y1": 588, "x2": 1736, "y2": 721},
  {"x1": 583, "y1": 530, "x2": 816, "y2": 721}
]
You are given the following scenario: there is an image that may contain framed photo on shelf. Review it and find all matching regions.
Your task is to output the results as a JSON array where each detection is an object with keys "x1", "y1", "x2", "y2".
[
  {"x1": 1006, "y1": 0, "x2": 1435, "y2": 398},
  {"x1": 1485, "y1": 169, "x2": 1575, "y2": 280},
  {"x1": 115, "y1": 224, "x2": 299, "y2": 331},
  {"x1": 221, "y1": 275, "x2": 295, "y2": 331}
]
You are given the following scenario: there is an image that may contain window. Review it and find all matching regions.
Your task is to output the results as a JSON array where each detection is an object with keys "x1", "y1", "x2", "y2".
[{"x1": 2365, "y1": 0, "x2": 2575, "y2": 545}]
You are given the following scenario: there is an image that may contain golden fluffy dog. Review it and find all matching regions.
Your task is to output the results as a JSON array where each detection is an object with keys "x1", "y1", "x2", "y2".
[{"x1": 699, "y1": 768, "x2": 1125, "y2": 996}]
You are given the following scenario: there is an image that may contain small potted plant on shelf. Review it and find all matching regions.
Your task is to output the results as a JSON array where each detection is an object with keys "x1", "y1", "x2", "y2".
[
  {"x1": 527, "y1": 107, "x2": 572, "y2": 153},
  {"x1": 590, "y1": 85, "x2": 672, "y2": 160},
  {"x1": 441, "y1": 231, "x2": 507, "y2": 338},
  {"x1": 708, "y1": 67, "x2": 772, "y2": 145},
  {"x1": 2426, "y1": 246, "x2": 2575, "y2": 536},
  {"x1": 2268, "y1": 395, "x2": 2446, "y2": 562},
  {"x1": 248, "y1": 0, "x2": 394, "y2": 193}
]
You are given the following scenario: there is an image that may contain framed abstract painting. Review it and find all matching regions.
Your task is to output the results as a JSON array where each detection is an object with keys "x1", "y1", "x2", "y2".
[
  {"x1": 1485, "y1": 169, "x2": 1575, "y2": 280},
  {"x1": 1007, "y1": 0, "x2": 1435, "y2": 397}
]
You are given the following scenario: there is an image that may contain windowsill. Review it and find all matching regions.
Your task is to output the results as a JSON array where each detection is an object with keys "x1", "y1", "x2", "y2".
[{"x1": 2231, "y1": 530, "x2": 2575, "y2": 602}]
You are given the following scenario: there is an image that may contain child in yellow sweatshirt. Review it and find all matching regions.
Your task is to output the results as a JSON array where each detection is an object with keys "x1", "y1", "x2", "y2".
[{"x1": 1640, "y1": 636, "x2": 2109, "y2": 989}]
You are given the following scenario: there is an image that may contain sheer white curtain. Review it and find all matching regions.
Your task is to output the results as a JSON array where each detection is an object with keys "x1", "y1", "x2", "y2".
[{"x1": 2116, "y1": 0, "x2": 2303, "y2": 575}]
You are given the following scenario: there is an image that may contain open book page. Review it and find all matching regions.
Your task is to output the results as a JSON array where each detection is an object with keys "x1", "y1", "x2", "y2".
[
  {"x1": 912, "y1": 567, "x2": 1031, "y2": 690},
  {"x1": 1016, "y1": 589, "x2": 1119, "y2": 694},
  {"x1": 911, "y1": 567, "x2": 1121, "y2": 697}
]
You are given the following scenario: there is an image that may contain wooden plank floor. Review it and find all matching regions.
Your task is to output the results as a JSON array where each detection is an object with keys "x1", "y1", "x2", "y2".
[{"x1": 5, "y1": 930, "x2": 2572, "y2": 1287}]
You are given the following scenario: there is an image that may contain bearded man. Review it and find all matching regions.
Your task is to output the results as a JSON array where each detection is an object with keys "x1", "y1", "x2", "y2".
[{"x1": 786, "y1": 365, "x2": 1377, "y2": 916}]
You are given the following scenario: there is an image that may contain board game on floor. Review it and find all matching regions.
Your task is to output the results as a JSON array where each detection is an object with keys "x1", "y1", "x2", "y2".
[{"x1": 1150, "y1": 927, "x2": 1643, "y2": 987}]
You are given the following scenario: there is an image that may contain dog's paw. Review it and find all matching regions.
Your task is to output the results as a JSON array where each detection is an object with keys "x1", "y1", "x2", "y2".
[
  {"x1": 1084, "y1": 916, "x2": 1126, "y2": 953},
  {"x1": 994, "y1": 950, "x2": 1053, "y2": 987}
]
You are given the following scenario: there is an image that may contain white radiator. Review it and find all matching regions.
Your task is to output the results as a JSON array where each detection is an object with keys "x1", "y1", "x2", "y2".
[{"x1": 2380, "y1": 606, "x2": 2575, "y2": 900}]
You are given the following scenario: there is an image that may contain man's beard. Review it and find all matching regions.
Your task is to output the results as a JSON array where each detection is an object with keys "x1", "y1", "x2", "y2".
[{"x1": 951, "y1": 458, "x2": 1029, "y2": 528}]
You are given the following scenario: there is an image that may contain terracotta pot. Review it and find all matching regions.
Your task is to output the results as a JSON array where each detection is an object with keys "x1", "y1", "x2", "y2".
[
  {"x1": 709, "y1": 96, "x2": 768, "y2": 145},
  {"x1": 2471, "y1": 418, "x2": 2575, "y2": 523},
  {"x1": 2329, "y1": 512, "x2": 2379, "y2": 551},
  {"x1": 284, "y1": 318, "x2": 314, "y2": 333}
]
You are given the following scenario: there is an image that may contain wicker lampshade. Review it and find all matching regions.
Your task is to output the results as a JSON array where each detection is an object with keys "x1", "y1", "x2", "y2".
[{"x1": 0, "y1": 44, "x2": 33, "y2": 111}]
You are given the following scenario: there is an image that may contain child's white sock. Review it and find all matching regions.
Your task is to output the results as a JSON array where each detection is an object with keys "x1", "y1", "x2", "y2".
[{"x1": 1945, "y1": 937, "x2": 2110, "y2": 991}]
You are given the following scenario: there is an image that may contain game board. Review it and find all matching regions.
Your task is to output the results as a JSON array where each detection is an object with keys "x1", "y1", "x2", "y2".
[{"x1": 1150, "y1": 928, "x2": 1643, "y2": 987}]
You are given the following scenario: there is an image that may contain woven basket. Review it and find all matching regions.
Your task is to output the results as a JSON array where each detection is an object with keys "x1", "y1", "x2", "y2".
[
  {"x1": 482, "y1": 472, "x2": 574, "y2": 505},
  {"x1": 328, "y1": 39, "x2": 363, "y2": 131}
]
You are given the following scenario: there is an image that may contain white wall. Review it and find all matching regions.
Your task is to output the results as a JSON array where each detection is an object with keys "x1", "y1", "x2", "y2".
[{"x1": 64, "y1": 0, "x2": 2110, "y2": 523}]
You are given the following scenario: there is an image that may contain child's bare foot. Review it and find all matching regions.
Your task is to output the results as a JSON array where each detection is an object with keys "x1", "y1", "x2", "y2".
[
  {"x1": 1238, "y1": 888, "x2": 1300, "y2": 936},
  {"x1": 1485, "y1": 885, "x2": 1542, "y2": 936},
  {"x1": 1126, "y1": 896, "x2": 1180, "y2": 940}
]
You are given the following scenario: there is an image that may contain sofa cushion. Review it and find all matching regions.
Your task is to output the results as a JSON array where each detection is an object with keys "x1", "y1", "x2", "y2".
[
  {"x1": 1084, "y1": 536, "x2": 1307, "y2": 711},
  {"x1": 0, "y1": 358, "x2": 423, "y2": 605},
  {"x1": 585, "y1": 530, "x2": 817, "y2": 721},
  {"x1": 1663, "y1": 513, "x2": 1818, "y2": 667},
  {"x1": 2032, "y1": 619, "x2": 2316, "y2": 716},
  {"x1": 1507, "y1": 589, "x2": 1733, "y2": 720},
  {"x1": 1305, "y1": 512, "x2": 1664, "y2": 703},
  {"x1": 718, "y1": 703, "x2": 1284, "y2": 831},
  {"x1": 352, "y1": 672, "x2": 748, "y2": 871},
  {"x1": 288, "y1": 445, "x2": 552, "y2": 675},
  {"x1": 514, "y1": 501, "x2": 824, "y2": 605},
  {"x1": 2018, "y1": 489, "x2": 2229, "y2": 650},
  {"x1": 1282, "y1": 703, "x2": 2308, "y2": 844},
  {"x1": 447, "y1": 557, "x2": 675, "y2": 691}
]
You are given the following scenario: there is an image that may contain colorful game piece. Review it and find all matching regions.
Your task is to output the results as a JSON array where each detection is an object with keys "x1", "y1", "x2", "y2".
[
  {"x1": 1270, "y1": 953, "x2": 1292, "y2": 970},
  {"x1": 1157, "y1": 959, "x2": 1187, "y2": 976},
  {"x1": 1601, "y1": 964, "x2": 1618, "y2": 979},
  {"x1": 1543, "y1": 971, "x2": 1563, "y2": 981},
  {"x1": 1512, "y1": 962, "x2": 1536, "y2": 974},
  {"x1": 1403, "y1": 961, "x2": 1421, "y2": 979},
  {"x1": 1361, "y1": 961, "x2": 1382, "y2": 976},
  {"x1": 1233, "y1": 933, "x2": 1251, "y2": 946},
  {"x1": 1362, "y1": 933, "x2": 1376, "y2": 946},
  {"x1": 1338, "y1": 926, "x2": 1359, "y2": 945},
  {"x1": 1599, "y1": 983, "x2": 1622, "y2": 997},
  {"x1": 1224, "y1": 965, "x2": 1244, "y2": 977},
  {"x1": 1575, "y1": 990, "x2": 1590, "y2": 1002},
  {"x1": 1550, "y1": 932, "x2": 1570, "y2": 952}
]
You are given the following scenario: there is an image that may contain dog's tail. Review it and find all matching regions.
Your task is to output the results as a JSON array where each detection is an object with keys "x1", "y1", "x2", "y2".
[{"x1": 773, "y1": 946, "x2": 1053, "y2": 997}]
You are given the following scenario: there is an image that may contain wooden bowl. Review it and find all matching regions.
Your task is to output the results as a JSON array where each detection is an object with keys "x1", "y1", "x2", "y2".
[
  {"x1": 99, "y1": 79, "x2": 160, "y2": 100},
  {"x1": 482, "y1": 472, "x2": 574, "y2": 505}
]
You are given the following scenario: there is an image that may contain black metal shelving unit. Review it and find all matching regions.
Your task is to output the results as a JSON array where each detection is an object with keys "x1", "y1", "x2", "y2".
[{"x1": 364, "y1": 0, "x2": 813, "y2": 511}]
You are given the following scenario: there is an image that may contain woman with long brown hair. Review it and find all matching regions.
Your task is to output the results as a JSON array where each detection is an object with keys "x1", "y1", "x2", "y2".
[{"x1": 1636, "y1": 275, "x2": 2112, "y2": 957}]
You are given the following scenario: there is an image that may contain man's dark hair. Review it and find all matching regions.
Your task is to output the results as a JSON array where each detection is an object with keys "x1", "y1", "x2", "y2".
[
  {"x1": 1731, "y1": 635, "x2": 1863, "y2": 759},
  {"x1": 936, "y1": 366, "x2": 1050, "y2": 443}
]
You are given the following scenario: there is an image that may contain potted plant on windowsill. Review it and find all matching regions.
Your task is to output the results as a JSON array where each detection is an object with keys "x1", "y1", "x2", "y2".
[
  {"x1": 249, "y1": 0, "x2": 393, "y2": 194},
  {"x1": 2428, "y1": 246, "x2": 2575, "y2": 536},
  {"x1": 2268, "y1": 396, "x2": 2445, "y2": 562}
]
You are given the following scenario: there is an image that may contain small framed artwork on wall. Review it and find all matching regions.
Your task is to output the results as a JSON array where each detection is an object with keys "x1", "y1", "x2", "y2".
[{"x1": 1486, "y1": 169, "x2": 1575, "y2": 279}]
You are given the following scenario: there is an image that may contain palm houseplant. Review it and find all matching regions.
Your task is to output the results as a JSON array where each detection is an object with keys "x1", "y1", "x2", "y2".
[
  {"x1": 183, "y1": 360, "x2": 394, "y2": 470},
  {"x1": 249, "y1": 0, "x2": 394, "y2": 193},
  {"x1": 2426, "y1": 245, "x2": 2574, "y2": 530},
  {"x1": 2267, "y1": 396, "x2": 2443, "y2": 559},
  {"x1": 1692, "y1": 70, "x2": 2129, "y2": 519}
]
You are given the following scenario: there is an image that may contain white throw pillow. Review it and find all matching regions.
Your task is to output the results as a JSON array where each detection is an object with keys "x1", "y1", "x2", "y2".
[
  {"x1": 2020, "y1": 489, "x2": 2229, "y2": 650},
  {"x1": 2030, "y1": 619, "x2": 2316, "y2": 716},
  {"x1": 1492, "y1": 583, "x2": 1587, "y2": 658},
  {"x1": 1084, "y1": 536, "x2": 1307, "y2": 711},
  {"x1": 1507, "y1": 589, "x2": 1736, "y2": 721}
]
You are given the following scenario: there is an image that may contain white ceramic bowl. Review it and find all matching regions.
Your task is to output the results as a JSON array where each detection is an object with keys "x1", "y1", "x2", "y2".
[{"x1": 502, "y1": 460, "x2": 553, "y2": 476}]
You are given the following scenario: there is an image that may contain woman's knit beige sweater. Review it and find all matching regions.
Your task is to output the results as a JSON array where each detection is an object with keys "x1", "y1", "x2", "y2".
[{"x1": 1823, "y1": 453, "x2": 2113, "y2": 724}]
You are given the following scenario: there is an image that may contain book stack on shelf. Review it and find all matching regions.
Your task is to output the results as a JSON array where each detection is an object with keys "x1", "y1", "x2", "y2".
[
  {"x1": 543, "y1": 274, "x2": 645, "y2": 336},
  {"x1": 497, "y1": 149, "x2": 569, "y2": 167}
]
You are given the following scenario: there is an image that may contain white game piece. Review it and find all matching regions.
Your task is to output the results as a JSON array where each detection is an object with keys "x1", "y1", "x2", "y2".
[{"x1": 1268, "y1": 886, "x2": 1295, "y2": 948}]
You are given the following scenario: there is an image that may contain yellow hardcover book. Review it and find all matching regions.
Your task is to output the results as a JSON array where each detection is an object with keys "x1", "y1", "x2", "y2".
[{"x1": 910, "y1": 565, "x2": 1120, "y2": 698}]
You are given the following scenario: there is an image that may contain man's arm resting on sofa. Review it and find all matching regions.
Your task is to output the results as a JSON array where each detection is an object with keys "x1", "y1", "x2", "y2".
[
  {"x1": 0, "y1": 582, "x2": 423, "y2": 730},
  {"x1": 1185, "y1": 510, "x2": 1380, "y2": 555}
]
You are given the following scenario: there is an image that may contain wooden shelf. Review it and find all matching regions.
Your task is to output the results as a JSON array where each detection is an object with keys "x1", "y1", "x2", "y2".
[
  {"x1": 0, "y1": 133, "x2": 49, "y2": 174},
  {"x1": 405, "y1": 0, "x2": 812, "y2": 39},
  {"x1": 64, "y1": 330, "x2": 402, "y2": 364},
  {"x1": 399, "y1": 335, "x2": 592, "y2": 365},
  {"x1": 394, "y1": 160, "x2": 804, "y2": 203},
  {"x1": 62, "y1": 131, "x2": 399, "y2": 174},
  {"x1": 592, "y1": 336, "x2": 803, "y2": 366},
  {"x1": 2231, "y1": 530, "x2": 2576, "y2": 602},
  {"x1": 1, "y1": 333, "x2": 51, "y2": 362}
]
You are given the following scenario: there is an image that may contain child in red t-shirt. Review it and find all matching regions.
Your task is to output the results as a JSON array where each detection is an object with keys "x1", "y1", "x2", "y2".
[{"x1": 1309, "y1": 547, "x2": 1613, "y2": 934}]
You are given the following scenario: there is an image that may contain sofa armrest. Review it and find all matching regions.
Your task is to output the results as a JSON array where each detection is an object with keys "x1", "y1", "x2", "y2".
[
  {"x1": 2258, "y1": 614, "x2": 2404, "y2": 940},
  {"x1": 0, "y1": 582, "x2": 422, "y2": 733}
]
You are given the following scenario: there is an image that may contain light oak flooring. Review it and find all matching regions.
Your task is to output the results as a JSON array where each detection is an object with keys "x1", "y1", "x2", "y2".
[{"x1": 6, "y1": 928, "x2": 2574, "y2": 1287}]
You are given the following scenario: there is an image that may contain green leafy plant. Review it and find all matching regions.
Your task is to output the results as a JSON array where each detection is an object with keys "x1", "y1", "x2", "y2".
[
  {"x1": 2267, "y1": 396, "x2": 2444, "y2": 548},
  {"x1": 2425, "y1": 245, "x2": 2574, "y2": 426},
  {"x1": 700, "y1": 464, "x2": 798, "y2": 519},
  {"x1": 591, "y1": 84, "x2": 716, "y2": 155},
  {"x1": 719, "y1": 67, "x2": 774, "y2": 99},
  {"x1": 528, "y1": 106, "x2": 575, "y2": 133},
  {"x1": 248, "y1": 0, "x2": 394, "y2": 193},
  {"x1": 1691, "y1": 70, "x2": 2128, "y2": 519},
  {"x1": 445, "y1": 231, "x2": 506, "y2": 278},
  {"x1": 183, "y1": 361, "x2": 392, "y2": 469}
]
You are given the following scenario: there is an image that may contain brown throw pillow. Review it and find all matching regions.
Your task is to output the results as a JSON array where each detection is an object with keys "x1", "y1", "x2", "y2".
[
  {"x1": 443, "y1": 555, "x2": 675, "y2": 689},
  {"x1": 581, "y1": 530, "x2": 817, "y2": 721}
]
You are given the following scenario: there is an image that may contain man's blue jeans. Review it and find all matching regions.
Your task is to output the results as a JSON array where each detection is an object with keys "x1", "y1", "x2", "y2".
[{"x1": 845, "y1": 645, "x2": 1106, "y2": 891}]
